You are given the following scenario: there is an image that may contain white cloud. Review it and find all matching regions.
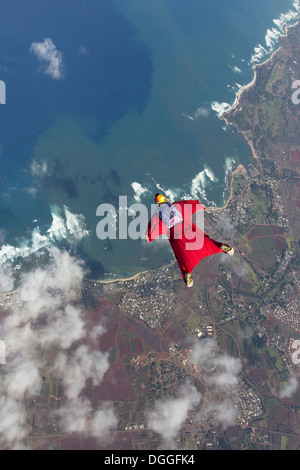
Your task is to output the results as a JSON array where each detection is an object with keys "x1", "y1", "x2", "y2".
[
  {"x1": 188, "y1": 337, "x2": 243, "y2": 429},
  {"x1": 0, "y1": 397, "x2": 28, "y2": 450},
  {"x1": 217, "y1": 214, "x2": 237, "y2": 239},
  {"x1": 91, "y1": 408, "x2": 118, "y2": 438},
  {"x1": 199, "y1": 401, "x2": 237, "y2": 429},
  {"x1": 0, "y1": 265, "x2": 14, "y2": 293},
  {"x1": 209, "y1": 354, "x2": 242, "y2": 388},
  {"x1": 24, "y1": 186, "x2": 37, "y2": 198},
  {"x1": 30, "y1": 159, "x2": 48, "y2": 177},
  {"x1": 51, "y1": 345, "x2": 110, "y2": 401},
  {"x1": 0, "y1": 247, "x2": 117, "y2": 449},
  {"x1": 30, "y1": 38, "x2": 64, "y2": 80},
  {"x1": 189, "y1": 337, "x2": 242, "y2": 389},
  {"x1": 278, "y1": 375, "x2": 299, "y2": 399},
  {"x1": 194, "y1": 107, "x2": 209, "y2": 118},
  {"x1": 189, "y1": 336, "x2": 216, "y2": 365},
  {"x1": 2, "y1": 355, "x2": 41, "y2": 401},
  {"x1": 59, "y1": 398, "x2": 117, "y2": 440},
  {"x1": 78, "y1": 45, "x2": 90, "y2": 56},
  {"x1": 220, "y1": 251, "x2": 250, "y2": 281},
  {"x1": 51, "y1": 345, "x2": 116, "y2": 439},
  {"x1": 146, "y1": 380, "x2": 201, "y2": 448}
]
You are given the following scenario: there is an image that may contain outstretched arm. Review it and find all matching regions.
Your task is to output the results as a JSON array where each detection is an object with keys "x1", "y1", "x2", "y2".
[
  {"x1": 145, "y1": 213, "x2": 169, "y2": 242},
  {"x1": 174, "y1": 200, "x2": 206, "y2": 215}
]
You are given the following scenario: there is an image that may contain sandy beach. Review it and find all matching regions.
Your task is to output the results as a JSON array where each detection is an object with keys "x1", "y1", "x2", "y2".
[{"x1": 94, "y1": 270, "x2": 150, "y2": 285}]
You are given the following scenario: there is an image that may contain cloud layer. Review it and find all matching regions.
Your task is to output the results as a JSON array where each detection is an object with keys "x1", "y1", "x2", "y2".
[
  {"x1": 278, "y1": 375, "x2": 299, "y2": 399},
  {"x1": 189, "y1": 337, "x2": 242, "y2": 429},
  {"x1": 30, "y1": 38, "x2": 64, "y2": 79},
  {"x1": 146, "y1": 380, "x2": 201, "y2": 448},
  {"x1": 0, "y1": 247, "x2": 116, "y2": 449},
  {"x1": 145, "y1": 337, "x2": 243, "y2": 448}
]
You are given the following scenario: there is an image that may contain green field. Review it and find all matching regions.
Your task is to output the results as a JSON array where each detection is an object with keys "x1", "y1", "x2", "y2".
[
  {"x1": 185, "y1": 313, "x2": 202, "y2": 333},
  {"x1": 247, "y1": 248, "x2": 276, "y2": 270}
]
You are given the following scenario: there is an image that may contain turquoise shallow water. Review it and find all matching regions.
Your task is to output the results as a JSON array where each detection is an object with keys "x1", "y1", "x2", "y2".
[{"x1": 0, "y1": 0, "x2": 298, "y2": 278}]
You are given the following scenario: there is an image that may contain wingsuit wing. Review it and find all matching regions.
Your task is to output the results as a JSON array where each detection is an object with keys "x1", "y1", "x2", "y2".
[
  {"x1": 146, "y1": 199, "x2": 203, "y2": 241},
  {"x1": 146, "y1": 211, "x2": 169, "y2": 242},
  {"x1": 146, "y1": 200, "x2": 224, "y2": 279}
]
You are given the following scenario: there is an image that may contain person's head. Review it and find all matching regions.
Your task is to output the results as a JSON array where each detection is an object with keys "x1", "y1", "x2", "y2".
[{"x1": 154, "y1": 193, "x2": 168, "y2": 205}]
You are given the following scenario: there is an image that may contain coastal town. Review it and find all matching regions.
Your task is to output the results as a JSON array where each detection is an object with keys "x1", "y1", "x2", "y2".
[
  {"x1": 1, "y1": 17, "x2": 300, "y2": 453},
  {"x1": 82, "y1": 263, "x2": 178, "y2": 329},
  {"x1": 1, "y1": 131, "x2": 300, "y2": 448},
  {"x1": 80, "y1": 20, "x2": 300, "y2": 449},
  {"x1": 79, "y1": 140, "x2": 299, "y2": 445}
]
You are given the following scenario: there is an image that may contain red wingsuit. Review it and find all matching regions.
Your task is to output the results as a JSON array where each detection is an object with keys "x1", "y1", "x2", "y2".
[{"x1": 146, "y1": 200, "x2": 225, "y2": 280}]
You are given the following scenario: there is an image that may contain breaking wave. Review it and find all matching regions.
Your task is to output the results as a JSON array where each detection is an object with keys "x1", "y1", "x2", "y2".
[
  {"x1": 131, "y1": 182, "x2": 149, "y2": 202},
  {"x1": 0, "y1": 205, "x2": 89, "y2": 268},
  {"x1": 189, "y1": 170, "x2": 211, "y2": 201},
  {"x1": 137, "y1": 165, "x2": 219, "y2": 207},
  {"x1": 224, "y1": 156, "x2": 236, "y2": 175},
  {"x1": 185, "y1": 166, "x2": 218, "y2": 205},
  {"x1": 251, "y1": 0, "x2": 300, "y2": 64},
  {"x1": 211, "y1": 1, "x2": 300, "y2": 121},
  {"x1": 210, "y1": 101, "x2": 231, "y2": 118},
  {"x1": 228, "y1": 65, "x2": 242, "y2": 74}
]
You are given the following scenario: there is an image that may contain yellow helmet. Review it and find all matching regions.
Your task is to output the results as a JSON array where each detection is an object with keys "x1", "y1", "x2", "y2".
[{"x1": 155, "y1": 193, "x2": 167, "y2": 204}]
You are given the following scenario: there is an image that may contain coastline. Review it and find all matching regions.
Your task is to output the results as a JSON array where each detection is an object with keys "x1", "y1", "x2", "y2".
[
  {"x1": 92, "y1": 270, "x2": 149, "y2": 285},
  {"x1": 207, "y1": 163, "x2": 247, "y2": 212},
  {"x1": 220, "y1": 56, "x2": 274, "y2": 162},
  {"x1": 91, "y1": 260, "x2": 177, "y2": 285},
  {"x1": 221, "y1": 19, "x2": 300, "y2": 157},
  {"x1": 213, "y1": 19, "x2": 300, "y2": 216},
  {"x1": 93, "y1": 162, "x2": 246, "y2": 286},
  {"x1": 89, "y1": 20, "x2": 300, "y2": 287}
]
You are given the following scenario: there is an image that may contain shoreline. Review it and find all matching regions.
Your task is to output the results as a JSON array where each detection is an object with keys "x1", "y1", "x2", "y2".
[
  {"x1": 221, "y1": 20, "x2": 300, "y2": 149},
  {"x1": 207, "y1": 163, "x2": 247, "y2": 212},
  {"x1": 90, "y1": 260, "x2": 176, "y2": 285},
  {"x1": 94, "y1": 161, "x2": 246, "y2": 286},
  {"x1": 91, "y1": 270, "x2": 149, "y2": 285},
  {"x1": 213, "y1": 19, "x2": 300, "y2": 213},
  {"x1": 90, "y1": 20, "x2": 300, "y2": 287}
]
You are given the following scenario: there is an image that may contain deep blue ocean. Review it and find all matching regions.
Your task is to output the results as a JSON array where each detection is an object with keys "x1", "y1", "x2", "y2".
[{"x1": 0, "y1": 0, "x2": 299, "y2": 280}]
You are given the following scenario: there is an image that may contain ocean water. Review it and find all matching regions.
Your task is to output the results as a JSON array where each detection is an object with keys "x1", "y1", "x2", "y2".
[{"x1": 0, "y1": 0, "x2": 299, "y2": 281}]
